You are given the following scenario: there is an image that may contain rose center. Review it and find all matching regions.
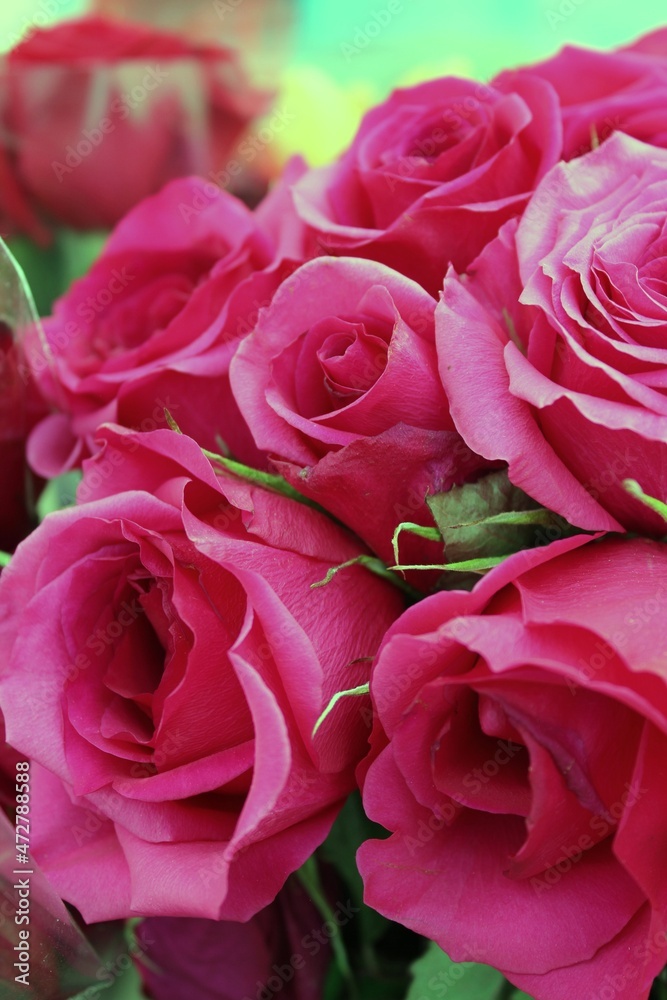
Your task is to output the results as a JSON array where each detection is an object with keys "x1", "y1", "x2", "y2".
[{"x1": 316, "y1": 322, "x2": 389, "y2": 407}]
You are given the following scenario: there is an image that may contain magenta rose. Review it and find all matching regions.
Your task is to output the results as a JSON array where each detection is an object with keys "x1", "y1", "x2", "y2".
[
  {"x1": 512, "y1": 29, "x2": 667, "y2": 160},
  {"x1": 26, "y1": 175, "x2": 273, "y2": 479},
  {"x1": 263, "y1": 74, "x2": 561, "y2": 294},
  {"x1": 437, "y1": 133, "x2": 667, "y2": 536},
  {"x1": 0, "y1": 425, "x2": 402, "y2": 922},
  {"x1": 134, "y1": 878, "x2": 332, "y2": 1000},
  {"x1": 0, "y1": 16, "x2": 268, "y2": 239},
  {"x1": 358, "y1": 535, "x2": 667, "y2": 999},
  {"x1": 231, "y1": 256, "x2": 486, "y2": 565}
]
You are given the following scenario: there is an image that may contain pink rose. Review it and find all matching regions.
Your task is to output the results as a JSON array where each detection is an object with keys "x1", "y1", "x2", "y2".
[
  {"x1": 512, "y1": 29, "x2": 667, "y2": 160},
  {"x1": 437, "y1": 133, "x2": 667, "y2": 535},
  {"x1": 26, "y1": 176, "x2": 273, "y2": 479},
  {"x1": 0, "y1": 425, "x2": 401, "y2": 921},
  {"x1": 263, "y1": 75, "x2": 561, "y2": 294},
  {"x1": 231, "y1": 256, "x2": 486, "y2": 565},
  {"x1": 359, "y1": 536, "x2": 667, "y2": 999},
  {"x1": 0, "y1": 16, "x2": 268, "y2": 239},
  {"x1": 134, "y1": 878, "x2": 332, "y2": 1000}
]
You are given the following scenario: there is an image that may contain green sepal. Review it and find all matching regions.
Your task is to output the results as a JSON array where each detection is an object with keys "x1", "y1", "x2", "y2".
[
  {"x1": 390, "y1": 555, "x2": 508, "y2": 574},
  {"x1": 391, "y1": 521, "x2": 442, "y2": 565},
  {"x1": 427, "y1": 469, "x2": 579, "y2": 564},
  {"x1": 623, "y1": 479, "x2": 667, "y2": 527}
]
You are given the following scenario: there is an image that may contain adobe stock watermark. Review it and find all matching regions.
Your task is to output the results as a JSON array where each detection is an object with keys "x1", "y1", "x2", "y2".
[
  {"x1": 589, "y1": 926, "x2": 667, "y2": 1000},
  {"x1": 403, "y1": 738, "x2": 524, "y2": 856},
  {"x1": 179, "y1": 108, "x2": 296, "y2": 223},
  {"x1": 242, "y1": 898, "x2": 360, "y2": 1000},
  {"x1": 7, "y1": 0, "x2": 69, "y2": 50},
  {"x1": 567, "y1": 582, "x2": 667, "y2": 694},
  {"x1": 409, "y1": 944, "x2": 486, "y2": 1000},
  {"x1": 530, "y1": 780, "x2": 647, "y2": 895},
  {"x1": 340, "y1": 0, "x2": 404, "y2": 62},
  {"x1": 213, "y1": 0, "x2": 244, "y2": 20},
  {"x1": 196, "y1": 770, "x2": 319, "y2": 890},
  {"x1": 568, "y1": 115, "x2": 625, "y2": 159},
  {"x1": 75, "y1": 396, "x2": 181, "y2": 501},
  {"x1": 51, "y1": 66, "x2": 170, "y2": 182},
  {"x1": 17, "y1": 267, "x2": 136, "y2": 386},
  {"x1": 546, "y1": 0, "x2": 586, "y2": 28},
  {"x1": 385, "y1": 82, "x2": 494, "y2": 192},
  {"x1": 358, "y1": 615, "x2": 480, "y2": 731}
]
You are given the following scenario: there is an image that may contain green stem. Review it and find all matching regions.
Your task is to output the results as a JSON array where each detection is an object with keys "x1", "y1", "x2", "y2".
[
  {"x1": 312, "y1": 554, "x2": 420, "y2": 600},
  {"x1": 164, "y1": 409, "x2": 327, "y2": 514},
  {"x1": 0, "y1": 551, "x2": 11, "y2": 567},
  {"x1": 296, "y1": 858, "x2": 358, "y2": 998},
  {"x1": 202, "y1": 449, "x2": 334, "y2": 514}
]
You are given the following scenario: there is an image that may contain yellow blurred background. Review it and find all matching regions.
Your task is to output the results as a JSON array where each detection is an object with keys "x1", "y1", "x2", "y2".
[{"x1": 2, "y1": 0, "x2": 665, "y2": 166}]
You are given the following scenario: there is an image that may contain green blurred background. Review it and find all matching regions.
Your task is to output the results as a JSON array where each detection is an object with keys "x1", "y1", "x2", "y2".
[
  {"x1": 1, "y1": 0, "x2": 666, "y2": 166},
  {"x1": 2, "y1": 0, "x2": 666, "y2": 79}
]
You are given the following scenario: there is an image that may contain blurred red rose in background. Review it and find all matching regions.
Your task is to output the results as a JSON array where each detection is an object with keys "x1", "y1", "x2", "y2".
[{"x1": 0, "y1": 16, "x2": 270, "y2": 240}]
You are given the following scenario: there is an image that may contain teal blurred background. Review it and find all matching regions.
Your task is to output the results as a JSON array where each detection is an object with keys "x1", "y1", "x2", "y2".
[
  {"x1": 2, "y1": 0, "x2": 666, "y2": 78},
  {"x1": 297, "y1": 0, "x2": 666, "y2": 84},
  {"x1": 1, "y1": 0, "x2": 665, "y2": 165}
]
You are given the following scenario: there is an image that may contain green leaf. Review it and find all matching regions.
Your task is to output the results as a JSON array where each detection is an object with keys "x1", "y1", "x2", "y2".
[
  {"x1": 427, "y1": 469, "x2": 577, "y2": 564},
  {"x1": 650, "y1": 971, "x2": 667, "y2": 999},
  {"x1": 37, "y1": 470, "x2": 81, "y2": 519},
  {"x1": 320, "y1": 792, "x2": 391, "y2": 949},
  {"x1": 6, "y1": 236, "x2": 62, "y2": 319},
  {"x1": 406, "y1": 942, "x2": 533, "y2": 999},
  {"x1": 0, "y1": 238, "x2": 45, "y2": 447},
  {"x1": 0, "y1": 238, "x2": 41, "y2": 337},
  {"x1": 9, "y1": 229, "x2": 107, "y2": 317}
]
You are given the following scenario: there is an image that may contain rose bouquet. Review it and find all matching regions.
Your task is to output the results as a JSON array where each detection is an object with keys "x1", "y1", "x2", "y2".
[{"x1": 2, "y1": 18, "x2": 667, "y2": 1000}]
